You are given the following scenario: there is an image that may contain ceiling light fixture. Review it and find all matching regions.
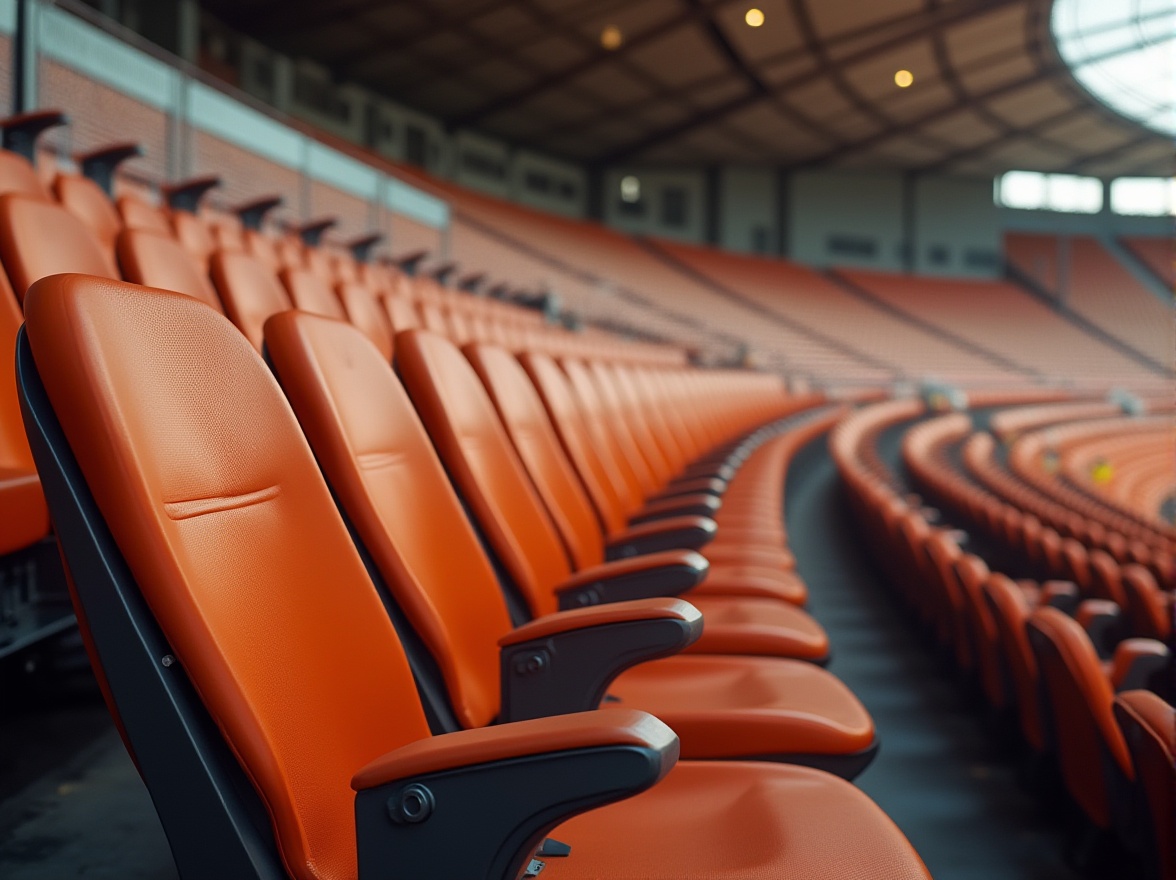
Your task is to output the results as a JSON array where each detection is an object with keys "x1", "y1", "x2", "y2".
[
  {"x1": 894, "y1": 69, "x2": 914, "y2": 88},
  {"x1": 745, "y1": 8, "x2": 765, "y2": 27},
  {"x1": 601, "y1": 25, "x2": 623, "y2": 50}
]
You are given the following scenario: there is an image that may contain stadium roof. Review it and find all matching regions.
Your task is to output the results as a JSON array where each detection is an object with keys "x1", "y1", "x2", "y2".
[{"x1": 205, "y1": 0, "x2": 1174, "y2": 177}]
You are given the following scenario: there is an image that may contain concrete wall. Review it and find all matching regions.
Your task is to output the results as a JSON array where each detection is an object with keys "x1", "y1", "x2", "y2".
[
  {"x1": 718, "y1": 166, "x2": 777, "y2": 255},
  {"x1": 914, "y1": 175, "x2": 1001, "y2": 277},
  {"x1": 788, "y1": 171, "x2": 906, "y2": 270}
]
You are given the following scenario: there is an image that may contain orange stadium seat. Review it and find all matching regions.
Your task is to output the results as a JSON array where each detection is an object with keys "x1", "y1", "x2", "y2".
[{"x1": 16, "y1": 273, "x2": 933, "y2": 880}]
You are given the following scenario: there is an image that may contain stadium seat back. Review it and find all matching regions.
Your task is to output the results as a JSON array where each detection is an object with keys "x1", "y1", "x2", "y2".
[
  {"x1": 53, "y1": 173, "x2": 122, "y2": 261},
  {"x1": 0, "y1": 194, "x2": 117, "y2": 301},
  {"x1": 561, "y1": 358, "x2": 645, "y2": 508},
  {"x1": 1113, "y1": 691, "x2": 1176, "y2": 880},
  {"x1": 1120, "y1": 564, "x2": 1171, "y2": 640},
  {"x1": 116, "y1": 229, "x2": 224, "y2": 313},
  {"x1": 337, "y1": 282, "x2": 393, "y2": 360},
  {"x1": 520, "y1": 352, "x2": 628, "y2": 538},
  {"x1": 983, "y1": 574, "x2": 1043, "y2": 751},
  {"x1": 279, "y1": 267, "x2": 347, "y2": 320},
  {"x1": 209, "y1": 250, "x2": 292, "y2": 351},
  {"x1": 21, "y1": 274, "x2": 432, "y2": 880},
  {"x1": 243, "y1": 229, "x2": 282, "y2": 272},
  {"x1": 264, "y1": 311, "x2": 512, "y2": 729},
  {"x1": 1026, "y1": 606, "x2": 1131, "y2": 828},
  {"x1": 0, "y1": 149, "x2": 50, "y2": 199},
  {"x1": 383, "y1": 294, "x2": 420, "y2": 333},
  {"x1": 466, "y1": 343, "x2": 606, "y2": 570},
  {"x1": 116, "y1": 195, "x2": 172, "y2": 235},
  {"x1": 170, "y1": 211, "x2": 216, "y2": 270},
  {"x1": 396, "y1": 330, "x2": 572, "y2": 616}
]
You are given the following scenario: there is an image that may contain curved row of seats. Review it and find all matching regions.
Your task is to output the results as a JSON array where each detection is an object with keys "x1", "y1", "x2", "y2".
[
  {"x1": 1, "y1": 116, "x2": 936, "y2": 877},
  {"x1": 830, "y1": 400, "x2": 1174, "y2": 880}
]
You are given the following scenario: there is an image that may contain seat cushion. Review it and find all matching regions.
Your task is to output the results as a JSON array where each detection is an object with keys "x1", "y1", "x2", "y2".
[
  {"x1": 552, "y1": 762, "x2": 932, "y2": 879},
  {"x1": 0, "y1": 467, "x2": 50, "y2": 555},
  {"x1": 610, "y1": 654, "x2": 875, "y2": 762},
  {"x1": 685, "y1": 596, "x2": 830, "y2": 662},
  {"x1": 704, "y1": 542, "x2": 796, "y2": 571},
  {"x1": 693, "y1": 563, "x2": 809, "y2": 605}
]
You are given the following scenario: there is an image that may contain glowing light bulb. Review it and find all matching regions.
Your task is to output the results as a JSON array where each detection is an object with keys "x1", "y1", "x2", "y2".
[
  {"x1": 601, "y1": 25, "x2": 623, "y2": 50},
  {"x1": 895, "y1": 69, "x2": 914, "y2": 88},
  {"x1": 745, "y1": 8, "x2": 765, "y2": 27}
]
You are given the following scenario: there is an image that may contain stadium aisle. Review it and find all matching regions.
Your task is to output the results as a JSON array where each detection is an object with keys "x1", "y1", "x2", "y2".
[
  {"x1": 0, "y1": 676, "x2": 175, "y2": 879},
  {"x1": 785, "y1": 433, "x2": 1081, "y2": 880}
]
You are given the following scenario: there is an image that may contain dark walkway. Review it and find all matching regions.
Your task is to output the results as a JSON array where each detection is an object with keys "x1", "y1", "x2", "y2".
[
  {"x1": 0, "y1": 645, "x2": 176, "y2": 879},
  {"x1": 786, "y1": 434, "x2": 1081, "y2": 880}
]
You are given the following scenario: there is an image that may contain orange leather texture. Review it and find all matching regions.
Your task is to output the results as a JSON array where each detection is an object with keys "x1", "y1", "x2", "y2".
[
  {"x1": 352, "y1": 709, "x2": 677, "y2": 790},
  {"x1": 279, "y1": 268, "x2": 346, "y2": 320},
  {"x1": 116, "y1": 229, "x2": 225, "y2": 313},
  {"x1": 0, "y1": 194, "x2": 118, "y2": 301},
  {"x1": 1113, "y1": 691, "x2": 1176, "y2": 880},
  {"x1": 264, "y1": 310, "x2": 511, "y2": 729},
  {"x1": 499, "y1": 597, "x2": 701, "y2": 646},
  {"x1": 611, "y1": 654, "x2": 875, "y2": 758},
  {"x1": 25, "y1": 275, "x2": 431, "y2": 880},
  {"x1": 209, "y1": 250, "x2": 292, "y2": 351},
  {"x1": 552, "y1": 762, "x2": 931, "y2": 879},
  {"x1": 396, "y1": 329, "x2": 573, "y2": 616},
  {"x1": 53, "y1": 174, "x2": 123, "y2": 261}
]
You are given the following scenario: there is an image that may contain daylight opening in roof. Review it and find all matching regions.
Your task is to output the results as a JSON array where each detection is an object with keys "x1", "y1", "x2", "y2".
[{"x1": 1052, "y1": 0, "x2": 1176, "y2": 137}]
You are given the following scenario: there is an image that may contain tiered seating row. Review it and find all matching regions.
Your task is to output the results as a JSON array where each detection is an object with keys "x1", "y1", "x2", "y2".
[
  {"x1": 839, "y1": 268, "x2": 1171, "y2": 393},
  {"x1": 1007, "y1": 233, "x2": 1175, "y2": 366},
  {"x1": 1, "y1": 114, "x2": 937, "y2": 878},
  {"x1": 832, "y1": 400, "x2": 1174, "y2": 880}
]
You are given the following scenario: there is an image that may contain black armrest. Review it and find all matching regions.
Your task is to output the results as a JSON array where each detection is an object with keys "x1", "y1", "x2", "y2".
[
  {"x1": 629, "y1": 492, "x2": 721, "y2": 524},
  {"x1": 234, "y1": 195, "x2": 283, "y2": 230},
  {"x1": 1077, "y1": 599, "x2": 1122, "y2": 659},
  {"x1": 349, "y1": 232, "x2": 384, "y2": 263},
  {"x1": 556, "y1": 550, "x2": 708, "y2": 610},
  {"x1": 296, "y1": 217, "x2": 337, "y2": 246},
  {"x1": 653, "y1": 476, "x2": 726, "y2": 499},
  {"x1": 77, "y1": 143, "x2": 142, "y2": 196},
  {"x1": 162, "y1": 175, "x2": 220, "y2": 213},
  {"x1": 498, "y1": 598, "x2": 703, "y2": 721},
  {"x1": 353, "y1": 710, "x2": 678, "y2": 880},
  {"x1": 1109, "y1": 639, "x2": 1171, "y2": 694},
  {"x1": 0, "y1": 109, "x2": 67, "y2": 161},
  {"x1": 1038, "y1": 580, "x2": 1080, "y2": 615},
  {"x1": 679, "y1": 461, "x2": 737, "y2": 483},
  {"x1": 605, "y1": 516, "x2": 716, "y2": 560}
]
